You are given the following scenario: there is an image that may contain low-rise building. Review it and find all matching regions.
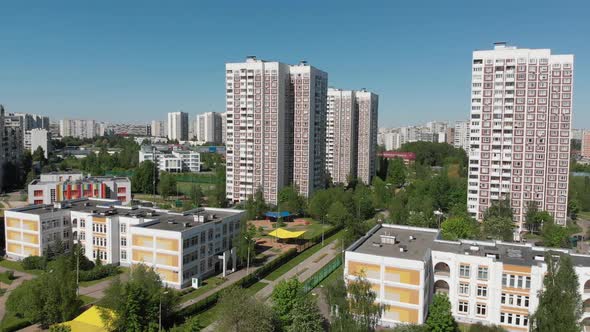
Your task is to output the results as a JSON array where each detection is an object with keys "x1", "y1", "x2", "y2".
[
  {"x1": 28, "y1": 172, "x2": 131, "y2": 205},
  {"x1": 5, "y1": 198, "x2": 244, "y2": 289},
  {"x1": 139, "y1": 146, "x2": 200, "y2": 173},
  {"x1": 345, "y1": 223, "x2": 590, "y2": 331}
]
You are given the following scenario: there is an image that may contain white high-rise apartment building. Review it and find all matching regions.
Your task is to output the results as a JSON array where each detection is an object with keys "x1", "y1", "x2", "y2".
[
  {"x1": 59, "y1": 119, "x2": 100, "y2": 139},
  {"x1": 24, "y1": 128, "x2": 51, "y2": 158},
  {"x1": 454, "y1": 120, "x2": 470, "y2": 152},
  {"x1": 225, "y1": 57, "x2": 328, "y2": 204},
  {"x1": 220, "y1": 112, "x2": 227, "y2": 144},
  {"x1": 167, "y1": 112, "x2": 189, "y2": 141},
  {"x1": 151, "y1": 120, "x2": 167, "y2": 138},
  {"x1": 193, "y1": 112, "x2": 223, "y2": 143},
  {"x1": 356, "y1": 90, "x2": 379, "y2": 184},
  {"x1": 468, "y1": 43, "x2": 574, "y2": 229},
  {"x1": 225, "y1": 57, "x2": 292, "y2": 205},
  {"x1": 326, "y1": 88, "x2": 358, "y2": 185},
  {"x1": 290, "y1": 62, "x2": 328, "y2": 197}
]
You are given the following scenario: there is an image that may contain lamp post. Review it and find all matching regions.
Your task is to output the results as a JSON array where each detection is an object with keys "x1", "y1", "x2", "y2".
[
  {"x1": 434, "y1": 209, "x2": 443, "y2": 229},
  {"x1": 159, "y1": 290, "x2": 169, "y2": 332}
]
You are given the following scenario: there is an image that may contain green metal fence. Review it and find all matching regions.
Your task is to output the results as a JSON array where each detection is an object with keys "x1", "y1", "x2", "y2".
[{"x1": 302, "y1": 254, "x2": 343, "y2": 293}]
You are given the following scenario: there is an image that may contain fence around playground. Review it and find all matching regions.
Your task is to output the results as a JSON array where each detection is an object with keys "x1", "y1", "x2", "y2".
[{"x1": 302, "y1": 254, "x2": 343, "y2": 293}]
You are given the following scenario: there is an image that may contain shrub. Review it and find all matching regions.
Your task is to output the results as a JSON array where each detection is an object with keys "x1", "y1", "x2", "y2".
[
  {"x1": 6, "y1": 270, "x2": 15, "y2": 280},
  {"x1": 22, "y1": 256, "x2": 47, "y2": 270},
  {"x1": 78, "y1": 264, "x2": 119, "y2": 282}
]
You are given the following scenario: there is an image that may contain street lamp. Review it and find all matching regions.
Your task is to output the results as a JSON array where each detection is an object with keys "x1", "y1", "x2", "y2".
[
  {"x1": 159, "y1": 290, "x2": 169, "y2": 332},
  {"x1": 434, "y1": 210, "x2": 443, "y2": 229},
  {"x1": 244, "y1": 236, "x2": 250, "y2": 274}
]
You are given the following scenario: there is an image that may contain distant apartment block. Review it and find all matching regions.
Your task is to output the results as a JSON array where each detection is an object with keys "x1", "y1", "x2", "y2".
[
  {"x1": 468, "y1": 43, "x2": 574, "y2": 228},
  {"x1": 326, "y1": 88, "x2": 358, "y2": 185},
  {"x1": 345, "y1": 223, "x2": 590, "y2": 330},
  {"x1": 24, "y1": 128, "x2": 51, "y2": 158},
  {"x1": 191, "y1": 112, "x2": 223, "y2": 144},
  {"x1": 167, "y1": 112, "x2": 189, "y2": 141},
  {"x1": 139, "y1": 146, "x2": 200, "y2": 173},
  {"x1": 356, "y1": 90, "x2": 379, "y2": 184},
  {"x1": 11, "y1": 113, "x2": 50, "y2": 131},
  {"x1": 151, "y1": 120, "x2": 167, "y2": 138},
  {"x1": 5, "y1": 198, "x2": 244, "y2": 289},
  {"x1": 59, "y1": 119, "x2": 103, "y2": 139},
  {"x1": 28, "y1": 172, "x2": 131, "y2": 205},
  {"x1": 1, "y1": 107, "x2": 24, "y2": 166},
  {"x1": 454, "y1": 120, "x2": 470, "y2": 152},
  {"x1": 220, "y1": 112, "x2": 227, "y2": 144},
  {"x1": 582, "y1": 131, "x2": 590, "y2": 159}
]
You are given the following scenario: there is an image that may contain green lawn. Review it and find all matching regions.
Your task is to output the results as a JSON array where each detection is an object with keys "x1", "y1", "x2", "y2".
[
  {"x1": 79, "y1": 273, "x2": 120, "y2": 287},
  {"x1": 265, "y1": 230, "x2": 344, "y2": 281},
  {"x1": 180, "y1": 276, "x2": 226, "y2": 302},
  {"x1": 80, "y1": 295, "x2": 97, "y2": 305},
  {"x1": 0, "y1": 271, "x2": 15, "y2": 285},
  {"x1": 579, "y1": 211, "x2": 590, "y2": 220},
  {"x1": 282, "y1": 218, "x2": 332, "y2": 240},
  {"x1": 0, "y1": 311, "x2": 32, "y2": 332},
  {"x1": 244, "y1": 281, "x2": 269, "y2": 297},
  {"x1": 0, "y1": 260, "x2": 43, "y2": 276}
]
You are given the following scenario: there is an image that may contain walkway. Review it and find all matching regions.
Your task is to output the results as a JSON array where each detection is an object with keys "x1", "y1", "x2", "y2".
[
  {"x1": 0, "y1": 267, "x2": 34, "y2": 322},
  {"x1": 256, "y1": 239, "x2": 340, "y2": 300}
]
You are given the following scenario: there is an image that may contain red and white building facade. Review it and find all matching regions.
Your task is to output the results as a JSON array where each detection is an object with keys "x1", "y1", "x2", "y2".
[
  {"x1": 326, "y1": 88, "x2": 358, "y2": 185},
  {"x1": 581, "y1": 131, "x2": 590, "y2": 159},
  {"x1": 468, "y1": 43, "x2": 574, "y2": 229},
  {"x1": 225, "y1": 57, "x2": 328, "y2": 205},
  {"x1": 356, "y1": 90, "x2": 379, "y2": 185}
]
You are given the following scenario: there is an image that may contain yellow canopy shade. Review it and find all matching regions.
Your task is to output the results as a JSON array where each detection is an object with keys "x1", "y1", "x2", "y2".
[
  {"x1": 268, "y1": 228, "x2": 306, "y2": 239},
  {"x1": 59, "y1": 306, "x2": 115, "y2": 332}
]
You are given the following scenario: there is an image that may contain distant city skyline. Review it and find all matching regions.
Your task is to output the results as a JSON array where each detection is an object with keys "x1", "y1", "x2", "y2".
[{"x1": 1, "y1": 1, "x2": 589, "y2": 128}]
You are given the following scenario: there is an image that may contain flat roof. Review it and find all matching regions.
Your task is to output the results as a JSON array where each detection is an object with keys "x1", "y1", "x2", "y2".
[
  {"x1": 347, "y1": 224, "x2": 590, "y2": 267},
  {"x1": 30, "y1": 176, "x2": 130, "y2": 186},
  {"x1": 139, "y1": 208, "x2": 240, "y2": 232}
]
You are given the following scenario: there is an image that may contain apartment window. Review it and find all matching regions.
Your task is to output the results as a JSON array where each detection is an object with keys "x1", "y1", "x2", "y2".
[
  {"x1": 120, "y1": 224, "x2": 127, "y2": 233},
  {"x1": 458, "y1": 301, "x2": 469, "y2": 314},
  {"x1": 459, "y1": 283, "x2": 469, "y2": 295},
  {"x1": 476, "y1": 303, "x2": 487, "y2": 316},
  {"x1": 476, "y1": 285, "x2": 487, "y2": 297},
  {"x1": 121, "y1": 237, "x2": 127, "y2": 247},
  {"x1": 477, "y1": 266, "x2": 488, "y2": 280},
  {"x1": 459, "y1": 264, "x2": 470, "y2": 278},
  {"x1": 121, "y1": 250, "x2": 127, "y2": 260}
]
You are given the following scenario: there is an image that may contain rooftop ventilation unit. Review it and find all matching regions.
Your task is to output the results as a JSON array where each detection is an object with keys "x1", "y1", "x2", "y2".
[
  {"x1": 470, "y1": 246, "x2": 480, "y2": 252},
  {"x1": 399, "y1": 245, "x2": 407, "y2": 253},
  {"x1": 409, "y1": 235, "x2": 416, "y2": 241},
  {"x1": 380, "y1": 234, "x2": 396, "y2": 245}
]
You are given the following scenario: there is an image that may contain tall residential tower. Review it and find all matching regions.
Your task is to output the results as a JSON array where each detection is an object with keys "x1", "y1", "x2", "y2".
[
  {"x1": 468, "y1": 43, "x2": 574, "y2": 230},
  {"x1": 356, "y1": 90, "x2": 379, "y2": 185}
]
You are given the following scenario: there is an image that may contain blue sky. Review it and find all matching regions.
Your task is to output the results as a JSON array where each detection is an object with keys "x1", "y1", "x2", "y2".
[{"x1": 1, "y1": 0, "x2": 589, "y2": 128}]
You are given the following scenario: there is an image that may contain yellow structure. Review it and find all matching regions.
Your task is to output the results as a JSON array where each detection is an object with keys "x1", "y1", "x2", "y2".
[
  {"x1": 60, "y1": 306, "x2": 114, "y2": 332},
  {"x1": 268, "y1": 228, "x2": 306, "y2": 239}
]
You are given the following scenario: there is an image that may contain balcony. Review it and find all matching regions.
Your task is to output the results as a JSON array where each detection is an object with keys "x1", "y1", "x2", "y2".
[
  {"x1": 434, "y1": 280, "x2": 450, "y2": 294},
  {"x1": 434, "y1": 262, "x2": 450, "y2": 277}
]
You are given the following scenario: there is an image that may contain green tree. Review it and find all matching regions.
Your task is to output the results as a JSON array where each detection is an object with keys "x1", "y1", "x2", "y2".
[
  {"x1": 524, "y1": 201, "x2": 539, "y2": 233},
  {"x1": 271, "y1": 278, "x2": 304, "y2": 327},
  {"x1": 482, "y1": 216, "x2": 514, "y2": 241},
  {"x1": 353, "y1": 183, "x2": 375, "y2": 220},
  {"x1": 245, "y1": 188, "x2": 268, "y2": 220},
  {"x1": 26, "y1": 169, "x2": 38, "y2": 184},
  {"x1": 541, "y1": 220, "x2": 570, "y2": 248},
  {"x1": 278, "y1": 185, "x2": 307, "y2": 215},
  {"x1": 168, "y1": 316, "x2": 202, "y2": 332},
  {"x1": 189, "y1": 184, "x2": 204, "y2": 207},
  {"x1": 6, "y1": 256, "x2": 82, "y2": 328},
  {"x1": 347, "y1": 274, "x2": 386, "y2": 331},
  {"x1": 327, "y1": 201, "x2": 351, "y2": 227},
  {"x1": 99, "y1": 264, "x2": 179, "y2": 332},
  {"x1": 287, "y1": 296, "x2": 324, "y2": 332},
  {"x1": 371, "y1": 176, "x2": 391, "y2": 209},
  {"x1": 483, "y1": 199, "x2": 513, "y2": 220},
  {"x1": 32, "y1": 146, "x2": 47, "y2": 165},
  {"x1": 387, "y1": 157, "x2": 406, "y2": 188},
  {"x1": 307, "y1": 190, "x2": 333, "y2": 222},
  {"x1": 440, "y1": 216, "x2": 478, "y2": 241},
  {"x1": 391, "y1": 325, "x2": 429, "y2": 332},
  {"x1": 467, "y1": 323, "x2": 506, "y2": 332},
  {"x1": 158, "y1": 173, "x2": 178, "y2": 199},
  {"x1": 425, "y1": 293, "x2": 457, "y2": 332},
  {"x1": 568, "y1": 198, "x2": 580, "y2": 220},
  {"x1": 132, "y1": 161, "x2": 158, "y2": 194},
  {"x1": 531, "y1": 253, "x2": 582, "y2": 332},
  {"x1": 216, "y1": 286, "x2": 274, "y2": 332},
  {"x1": 49, "y1": 325, "x2": 72, "y2": 332}
]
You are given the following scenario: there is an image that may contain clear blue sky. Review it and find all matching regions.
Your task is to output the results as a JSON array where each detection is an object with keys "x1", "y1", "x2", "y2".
[{"x1": 1, "y1": 0, "x2": 589, "y2": 128}]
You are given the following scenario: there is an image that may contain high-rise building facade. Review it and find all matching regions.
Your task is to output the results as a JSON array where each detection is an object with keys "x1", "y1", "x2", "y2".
[
  {"x1": 220, "y1": 112, "x2": 227, "y2": 144},
  {"x1": 167, "y1": 112, "x2": 189, "y2": 141},
  {"x1": 151, "y1": 120, "x2": 167, "y2": 137},
  {"x1": 326, "y1": 88, "x2": 358, "y2": 185},
  {"x1": 290, "y1": 63, "x2": 328, "y2": 197},
  {"x1": 356, "y1": 90, "x2": 379, "y2": 184},
  {"x1": 225, "y1": 57, "x2": 292, "y2": 205},
  {"x1": 468, "y1": 43, "x2": 574, "y2": 229},
  {"x1": 225, "y1": 57, "x2": 328, "y2": 204},
  {"x1": 193, "y1": 112, "x2": 223, "y2": 144},
  {"x1": 454, "y1": 120, "x2": 470, "y2": 152},
  {"x1": 59, "y1": 119, "x2": 101, "y2": 139},
  {"x1": 24, "y1": 128, "x2": 51, "y2": 158},
  {"x1": 581, "y1": 131, "x2": 590, "y2": 159}
]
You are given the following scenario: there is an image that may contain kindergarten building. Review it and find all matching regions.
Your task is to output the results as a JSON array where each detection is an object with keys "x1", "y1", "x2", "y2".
[
  {"x1": 4, "y1": 198, "x2": 244, "y2": 289},
  {"x1": 345, "y1": 223, "x2": 590, "y2": 331}
]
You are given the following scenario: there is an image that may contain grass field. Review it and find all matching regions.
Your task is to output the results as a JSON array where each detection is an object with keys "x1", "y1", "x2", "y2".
[
  {"x1": 0, "y1": 311, "x2": 31, "y2": 332},
  {"x1": 0, "y1": 260, "x2": 43, "y2": 276},
  {"x1": 80, "y1": 295, "x2": 97, "y2": 305},
  {"x1": 579, "y1": 211, "x2": 590, "y2": 220},
  {"x1": 265, "y1": 230, "x2": 344, "y2": 282},
  {"x1": 0, "y1": 271, "x2": 15, "y2": 285},
  {"x1": 181, "y1": 276, "x2": 226, "y2": 302}
]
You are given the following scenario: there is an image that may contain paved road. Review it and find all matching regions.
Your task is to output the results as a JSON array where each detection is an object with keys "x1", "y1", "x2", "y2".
[{"x1": 0, "y1": 267, "x2": 34, "y2": 322}]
